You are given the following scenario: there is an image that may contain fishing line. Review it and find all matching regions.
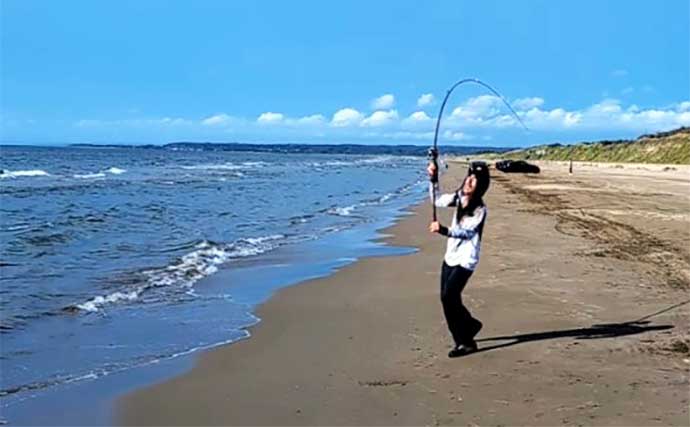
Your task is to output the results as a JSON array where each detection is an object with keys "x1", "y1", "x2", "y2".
[{"x1": 428, "y1": 78, "x2": 529, "y2": 221}]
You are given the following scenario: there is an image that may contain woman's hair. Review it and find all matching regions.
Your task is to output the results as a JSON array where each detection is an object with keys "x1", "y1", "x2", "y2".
[{"x1": 456, "y1": 161, "x2": 490, "y2": 221}]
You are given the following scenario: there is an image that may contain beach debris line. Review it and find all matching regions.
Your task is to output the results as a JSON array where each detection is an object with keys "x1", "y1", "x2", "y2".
[
  {"x1": 358, "y1": 379, "x2": 408, "y2": 387},
  {"x1": 428, "y1": 78, "x2": 529, "y2": 221}
]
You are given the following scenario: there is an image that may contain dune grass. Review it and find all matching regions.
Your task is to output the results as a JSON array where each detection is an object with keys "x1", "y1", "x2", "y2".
[{"x1": 497, "y1": 127, "x2": 690, "y2": 165}]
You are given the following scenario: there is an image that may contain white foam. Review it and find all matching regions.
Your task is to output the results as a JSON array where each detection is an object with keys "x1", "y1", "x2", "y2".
[
  {"x1": 145, "y1": 235, "x2": 285, "y2": 290},
  {"x1": 4, "y1": 224, "x2": 31, "y2": 232},
  {"x1": 242, "y1": 234, "x2": 284, "y2": 245},
  {"x1": 181, "y1": 163, "x2": 243, "y2": 171},
  {"x1": 76, "y1": 290, "x2": 141, "y2": 312},
  {"x1": 104, "y1": 167, "x2": 126, "y2": 175},
  {"x1": 73, "y1": 234, "x2": 286, "y2": 312},
  {"x1": 310, "y1": 160, "x2": 351, "y2": 167},
  {"x1": 74, "y1": 173, "x2": 106, "y2": 179},
  {"x1": 359, "y1": 155, "x2": 396, "y2": 164},
  {"x1": 379, "y1": 193, "x2": 394, "y2": 202},
  {"x1": 308, "y1": 155, "x2": 409, "y2": 168},
  {"x1": 328, "y1": 205, "x2": 357, "y2": 216},
  {"x1": 0, "y1": 169, "x2": 50, "y2": 179},
  {"x1": 324, "y1": 178, "x2": 424, "y2": 218}
]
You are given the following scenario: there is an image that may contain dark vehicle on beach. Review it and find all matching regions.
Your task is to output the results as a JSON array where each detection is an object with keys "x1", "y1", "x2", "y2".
[{"x1": 494, "y1": 160, "x2": 540, "y2": 174}]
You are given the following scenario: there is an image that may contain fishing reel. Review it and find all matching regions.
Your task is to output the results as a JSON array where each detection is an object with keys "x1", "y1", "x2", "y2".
[
  {"x1": 427, "y1": 147, "x2": 439, "y2": 183},
  {"x1": 427, "y1": 147, "x2": 438, "y2": 161}
]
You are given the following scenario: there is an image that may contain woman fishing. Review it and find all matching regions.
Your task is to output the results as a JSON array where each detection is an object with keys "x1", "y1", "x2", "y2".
[{"x1": 427, "y1": 161, "x2": 490, "y2": 357}]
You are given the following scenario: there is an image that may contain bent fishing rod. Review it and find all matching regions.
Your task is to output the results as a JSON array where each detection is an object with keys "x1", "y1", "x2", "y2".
[{"x1": 428, "y1": 78, "x2": 529, "y2": 222}]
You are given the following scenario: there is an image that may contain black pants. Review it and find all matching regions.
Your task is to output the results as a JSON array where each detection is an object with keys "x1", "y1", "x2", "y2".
[{"x1": 440, "y1": 261, "x2": 481, "y2": 347}]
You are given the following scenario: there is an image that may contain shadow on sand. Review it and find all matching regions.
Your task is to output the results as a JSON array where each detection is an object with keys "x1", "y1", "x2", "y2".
[
  {"x1": 473, "y1": 298, "x2": 689, "y2": 354},
  {"x1": 474, "y1": 320, "x2": 673, "y2": 354}
]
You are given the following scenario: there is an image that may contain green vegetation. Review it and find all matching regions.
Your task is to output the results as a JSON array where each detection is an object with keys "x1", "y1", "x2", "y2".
[{"x1": 497, "y1": 127, "x2": 690, "y2": 165}]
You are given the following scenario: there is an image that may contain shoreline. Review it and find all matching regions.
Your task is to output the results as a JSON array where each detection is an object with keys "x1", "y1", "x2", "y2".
[
  {"x1": 118, "y1": 162, "x2": 688, "y2": 426},
  {"x1": 1, "y1": 185, "x2": 424, "y2": 426}
]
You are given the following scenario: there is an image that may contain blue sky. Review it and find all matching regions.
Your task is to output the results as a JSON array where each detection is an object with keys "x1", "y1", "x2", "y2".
[{"x1": 1, "y1": 0, "x2": 688, "y2": 146}]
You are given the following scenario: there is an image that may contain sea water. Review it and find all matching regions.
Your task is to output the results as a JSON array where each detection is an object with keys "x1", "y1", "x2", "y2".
[{"x1": 0, "y1": 145, "x2": 438, "y2": 419}]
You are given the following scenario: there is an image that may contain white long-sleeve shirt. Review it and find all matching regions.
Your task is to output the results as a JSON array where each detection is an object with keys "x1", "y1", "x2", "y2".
[{"x1": 429, "y1": 182, "x2": 487, "y2": 270}]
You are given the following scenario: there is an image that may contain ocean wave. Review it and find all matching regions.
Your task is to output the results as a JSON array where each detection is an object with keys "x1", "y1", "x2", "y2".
[
  {"x1": 104, "y1": 167, "x2": 126, "y2": 175},
  {"x1": 70, "y1": 234, "x2": 285, "y2": 313},
  {"x1": 327, "y1": 205, "x2": 358, "y2": 217},
  {"x1": 325, "y1": 179, "x2": 424, "y2": 217},
  {"x1": 20, "y1": 232, "x2": 72, "y2": 247},
  {"x1": 240, "y1": 161, "x2": 269, "y2": 167},
  {"x1": 72, "y1": 167, "x2": 125, "y2": 179},
  {"x1": 308, "y1": 155, "x2": 417, "y2": 168},
  {"x1": 0, "y1": 169, "x2": 50, "y2": 179},
  {"x1": 359, "y1": 155, "x2": 397, "y2": 164},
  {"x1": 212, "y1": 173, "x2": 245, "y2": 181},
  {"x1": 1, "y1": 223, "x2": 32, "y2": 233},
  {"x1": 181, "y1": 161, "x2": 267, "y2": 171},
  {"x1": 0, "y1": 326, "x2": 255, "y2": 404},
  {"x1": 367, "y1": 179, "x2": 424, "y2": 205},
  {"x1": 74, "y1": 173, "x2": 106, "y2": 179},
  {"x1": 288, "y1": 214, "x2": 315, "y2": 225},
  {"x1": 75, "y1": 290, "x2": 139, "y2": 312},
  {"x1": 309, "y1": 160, "x2": 351, "y2": 167},
  {"x1": 181, "y1": 163, "x2": 244, "y2": 171}
]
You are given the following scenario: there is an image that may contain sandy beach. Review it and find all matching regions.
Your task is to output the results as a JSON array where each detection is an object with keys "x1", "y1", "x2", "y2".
[{"x1": 118, "y1": 161, "x2": 689, "y2": 426}]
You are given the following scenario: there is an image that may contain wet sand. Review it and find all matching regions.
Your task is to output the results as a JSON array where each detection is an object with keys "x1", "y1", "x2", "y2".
[{"x1": 118, "y1": 160, "x2": 689, "y2": 426}]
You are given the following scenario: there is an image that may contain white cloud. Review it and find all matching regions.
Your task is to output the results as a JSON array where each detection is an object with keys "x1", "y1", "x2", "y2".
[
  {"x1": 292, "y1": 114, "x2": 326, "y2": 126},
  {"x1": 202, "y1": 114, "x2": 233, "y2": 126},
  {"x1": 442, "y1": 130, "x2": 467, "y2": 141},
  {"x1": 454, "y1": 96, "x2": 669, "y2": 131},
  {"x1": 402, "y1": 111, "x2": 433, "y2": 129},
  {"x1": 563, "y1": 112, "x2": 583, "y2": 127},
  {"x1": 371, "y1": 94, "x2": 395, "y2": 110},
  {"x1": 409, "y1": 111, "x2": 432, "y2": 122},
  {"x1": 513, "y1": 97, "x2": 544, "y2": 110},
  {"x1": 521, "y1": 108, "x2": 582, "y2": 129},
  {"x1": 409, "y1": 111, "x2": 432, "y2": 121},
  {"x1": 588, "y1": 98, "x2": 622, "y2": 115},
  {"x1": 257, "y1": 112, "x2": 284, "y2": 124},
  {"x1": 256, "y1": 113, "x2": 326, "y2": 127},
  {"x1": 450, "y1": 95, "x2": 503, "y2": 123},
  {"x1": 379, "y1": 131, "x2": 435, "y2": 140},
  {"x1": 417, "y1": 93, "x2": 435, "y2": 107},
  {"x1": 510, "y1": 98, "x2": 690, "y2": 131},
  {"x1": 73, "y1": 95, "x2": 690, "y2": 141},
  {"x1": 361, "y1": 110, "x2": 399, "y2": 127},
  {"x1": 678, "y1": 112, "x2": 690, "y2": 125},
  {"x1": 443, "y1": 94, "x2": 690, "y2": 131},
  {"x1": 145, "y1": 117, "x2": 191, "y2": 126},
  {"x1": 331, "y1": 108, "x2": 364, "y2": 127}
]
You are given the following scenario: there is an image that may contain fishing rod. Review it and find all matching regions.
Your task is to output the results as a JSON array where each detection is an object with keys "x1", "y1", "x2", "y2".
[{"x1": 428, "y1": 78, "x2": 529, "y2": 221}]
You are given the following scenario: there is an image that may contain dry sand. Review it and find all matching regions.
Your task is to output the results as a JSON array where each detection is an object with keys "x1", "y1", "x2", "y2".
[{"x1": 118, "y1": 161, "x2": 689, "y2": 426}]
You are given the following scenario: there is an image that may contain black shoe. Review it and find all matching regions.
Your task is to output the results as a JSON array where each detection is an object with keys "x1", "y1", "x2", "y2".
[{"x1": 448, "y1": 343, "x2": 478, "y2": 358}]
